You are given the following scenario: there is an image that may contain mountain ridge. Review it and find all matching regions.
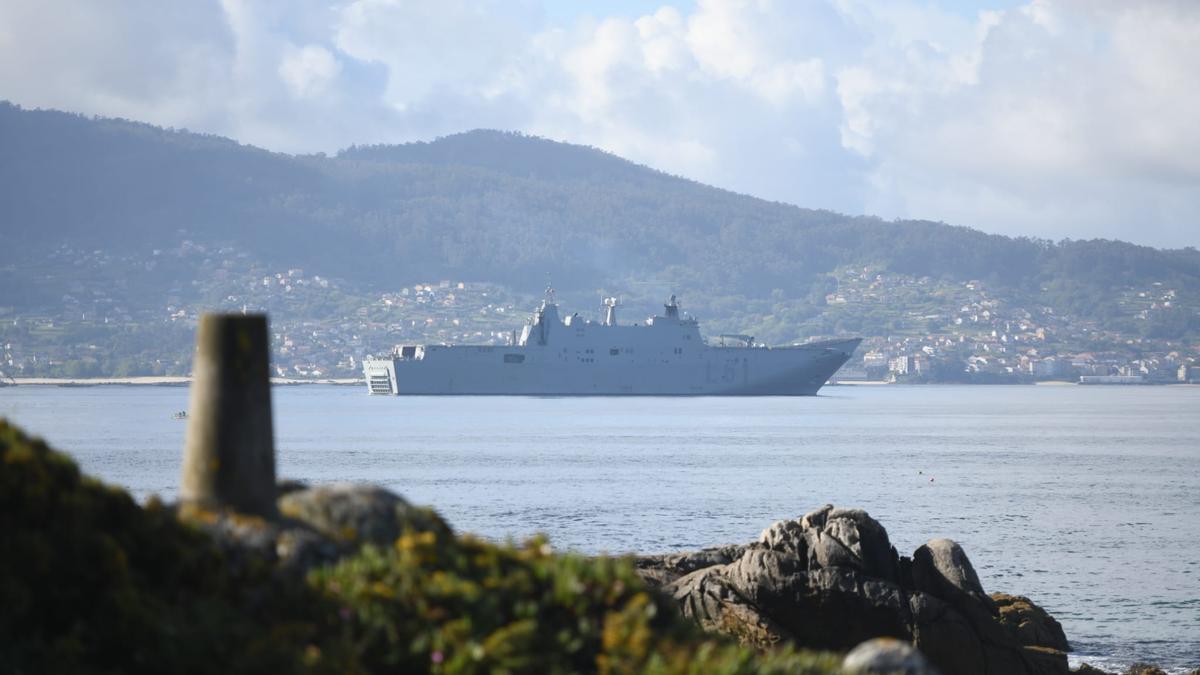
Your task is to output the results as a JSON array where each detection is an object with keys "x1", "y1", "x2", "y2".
[
  {"x1": 2, "y1": 100, "x2": 1198, "y2": 316},
  {"x1": 1, "y1": 101, "x2": 1197, "y2": 378}
]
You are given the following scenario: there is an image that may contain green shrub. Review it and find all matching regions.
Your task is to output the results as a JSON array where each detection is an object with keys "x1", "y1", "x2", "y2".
[
  {"x1": 311, "y1": 530, "x2": 840, "y2": 674},
  {"x1": 0, "y1": 418, "x2": 332, "y2": 674}
]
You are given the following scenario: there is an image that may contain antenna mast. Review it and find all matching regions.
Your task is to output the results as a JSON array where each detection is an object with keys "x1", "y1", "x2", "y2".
[{"x1": 603, "y1": 297, "x2": 619, "y2": 326}]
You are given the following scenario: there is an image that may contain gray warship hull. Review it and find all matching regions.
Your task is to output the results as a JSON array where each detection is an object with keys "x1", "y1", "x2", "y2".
[{"x1": 363, "y1": 295, "x2": 859, "y2": 396}]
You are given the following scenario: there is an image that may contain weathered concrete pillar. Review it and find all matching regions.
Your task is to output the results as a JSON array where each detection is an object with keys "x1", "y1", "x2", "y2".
[{"x1": 180, "y1": 313, "x2": 277, "y2": 517}]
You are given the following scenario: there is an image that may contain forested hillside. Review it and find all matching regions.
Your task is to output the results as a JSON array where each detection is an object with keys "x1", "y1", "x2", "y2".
[
  {"x1": 4, "y1": 101, "x2": 1197, "y2": 309},
  {"x1": 1, "y1": 101, "x2": 1197, "y2": 377}
]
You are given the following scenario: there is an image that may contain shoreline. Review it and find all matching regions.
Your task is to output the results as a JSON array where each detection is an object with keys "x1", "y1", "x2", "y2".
[
  {"x1": 6, "y1": 377, "x2": 1197, "y2": 389},
  {"x1": 829, "y1": 380, "x2": 1199, "y2": 387},
  {"x1": 8, "y1": 376, "x2": 363, "y2": 387}
]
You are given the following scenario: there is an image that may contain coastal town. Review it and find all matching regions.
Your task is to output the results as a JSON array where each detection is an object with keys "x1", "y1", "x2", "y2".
[
  {"x1": 0, "y1": 242, "x2": 529, "y2": 380},
  {"x1": 820, "y1": 266, "x2": 1200, "y2": 385},
  {"x1": 2, "y1": 243, "x2": 1198, "y2": 385}
]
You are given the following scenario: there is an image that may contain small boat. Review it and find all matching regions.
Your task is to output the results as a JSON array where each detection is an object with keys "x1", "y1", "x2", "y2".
[{"x1": 171, "y1": 411, "x2": 188, "y2": 420}]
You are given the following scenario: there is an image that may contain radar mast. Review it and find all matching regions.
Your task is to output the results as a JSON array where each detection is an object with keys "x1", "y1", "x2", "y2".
[
  {"x1": 664, "y1": 294, "x2": 680, "y2": 320},
  {"x1": 603, "y1": 297, "x2": 619, "y2": 326}
]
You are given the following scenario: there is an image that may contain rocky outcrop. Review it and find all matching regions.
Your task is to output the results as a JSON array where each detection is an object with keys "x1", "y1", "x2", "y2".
[
  {"x1": 992, "y1": 593, "x2": 1070, "y2": 653},
  {"x1": 180, "y1": 481, "x2": 452, "y2": 576},
  {"x1": 1122, "y1": 666, "x2": 1168, "y2": 675},
  {"x1": 637, "y1": 504, "x2": 1070, "y2": 675},
  {"x1": 634, "y1": 544, "x2": 748, "y2": 587},
  {"x1": 278, "y1": 482, "x2": 450, "y2": 545}
]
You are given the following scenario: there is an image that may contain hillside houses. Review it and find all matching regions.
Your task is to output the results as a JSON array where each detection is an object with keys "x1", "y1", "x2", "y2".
[
  {"x1": 826, "y1": 267, "x2": 1198, "y2": 384},
  {"x1": 3, "y1": 248, "x2": 1197, "y2": 382}
]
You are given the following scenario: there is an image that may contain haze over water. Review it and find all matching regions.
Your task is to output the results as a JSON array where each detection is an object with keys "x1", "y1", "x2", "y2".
[{"x1": 2, "y1": 384, "x2": 1198, "y2": 672}]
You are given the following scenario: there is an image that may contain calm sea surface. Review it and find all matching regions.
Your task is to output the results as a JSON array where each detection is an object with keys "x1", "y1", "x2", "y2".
[{"x1": 2, "y1": 384, "x2": 1198, "y2": 672}]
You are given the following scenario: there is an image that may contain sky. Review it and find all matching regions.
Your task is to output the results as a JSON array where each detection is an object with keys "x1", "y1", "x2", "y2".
[{"x1": 1, "y1": 0, "x2": 1197, "y2": 248}]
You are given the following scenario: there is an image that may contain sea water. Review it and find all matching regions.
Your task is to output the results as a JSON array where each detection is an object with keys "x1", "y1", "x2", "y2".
[{"x1": 2, "y1": 384, "x2": 1198, "y2": 672}]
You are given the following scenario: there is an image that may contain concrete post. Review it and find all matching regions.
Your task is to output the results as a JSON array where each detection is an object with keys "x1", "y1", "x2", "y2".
[{"x1": 180, "y1": 313, "x2": 277, "y2": 517}]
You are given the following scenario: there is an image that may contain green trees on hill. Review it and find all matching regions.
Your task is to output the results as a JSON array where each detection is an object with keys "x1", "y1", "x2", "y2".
[{"x1": 2, "y1": 101, "x2": 1197, "y2": 328}]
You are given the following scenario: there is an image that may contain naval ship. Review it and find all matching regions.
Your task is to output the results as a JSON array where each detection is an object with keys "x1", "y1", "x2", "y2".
[{"x1": 362, "y1": 292, "x2": 860, "y2": 396}]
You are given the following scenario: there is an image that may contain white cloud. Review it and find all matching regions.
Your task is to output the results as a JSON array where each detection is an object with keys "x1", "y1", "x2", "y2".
[
  {"x1": 279, "y1": 45, "x2": 342, "y2": 99},
  {"x1": 0, "y1": 0, "x2": 235, "y2": 130},
  {"x1": 684, "y1": 0, "x2": 830, "y2": 104},
  {"x1": 843, "y1": 1, "x2": 1200, "y2": 245},
  {"x1": 333, "y1": 0, "x2": 540, "y2": 111},
  {"x1": 0, "y1": 0, "x2": 1196, "y2": 247},
  {"x1": 634, "y1": 8, "x2": 689, "y2": 74}
]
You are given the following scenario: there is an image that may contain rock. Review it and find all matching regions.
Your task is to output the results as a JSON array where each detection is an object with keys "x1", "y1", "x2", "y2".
[
  {"x1": 667, "y1": 508, "x2": 919, "y2": 654},
  {"x1": 906, "y1": 591, "x2": 988, "y2": 674},
  {"x1": 1123, "y1": 666, "x2": 1167, "y2": 675},
  {"x1": 278, "y1": 483, "x2": 450, "y2": 545},
  {"x1": 798, "y1": 505, "x2": 899, "y2": 582},
  {"x1": 660, "y1": 504, "x2": 1071, "y2": 675},
  {"x1": 668, "y1": 564, "x2": 789, "y2": 648},
  {"x1": 911, "y1": 539, "x2": 995, "y2": 616},
  {"x1": 758, "y1": 517, "x2": 808, "y2": 556},
  {"x1": 178, "y1": 482, "x2": 450, "y2": 577},
  {"x1": 177, "y1": 503, "x2": 340, "y2": 576},
  {"x1": 275, "y1": 525, "x2": 341, "y2": 573},
  {"x1": 177, "y1": 504, "x2": 282, "y2": 570},
  {"x1": 993, "y1": 593, "x2": 1070, "y2": 652},
  {"x1": 767, "y1": 567, "x2": 912, "y2": 651},
  {"x1": 276, "y1": 478, "x2": 309, "y2": 496},
  {"x1": 1021, "y1": 646, "x2": 1071, "y2": 675},
  {"x1": 843, "y1": 637, "x2": 940, "y2": 674},
  {"x1": 635, "y1": 544, "x2": 747, "y2": 588}
]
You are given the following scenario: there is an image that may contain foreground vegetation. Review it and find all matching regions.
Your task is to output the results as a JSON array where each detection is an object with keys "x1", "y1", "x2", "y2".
[{"x1": 0, "y1": 418, "x2": 842, "y2": 674}]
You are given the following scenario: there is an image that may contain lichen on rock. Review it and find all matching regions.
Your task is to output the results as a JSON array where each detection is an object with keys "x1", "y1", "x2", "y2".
[{"x1": 992, "y1": 592, "x2": 1070, "y2": 653}]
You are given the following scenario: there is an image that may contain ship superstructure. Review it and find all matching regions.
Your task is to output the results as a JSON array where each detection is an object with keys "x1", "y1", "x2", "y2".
[{"x1": 363, "y1": 291, "x2": 859, "y2": 396}]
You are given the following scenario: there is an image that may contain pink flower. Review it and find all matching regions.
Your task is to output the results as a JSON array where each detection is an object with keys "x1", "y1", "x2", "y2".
[{"x1": 431, "y1": 650, "x2": 444, "y2": 664}]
